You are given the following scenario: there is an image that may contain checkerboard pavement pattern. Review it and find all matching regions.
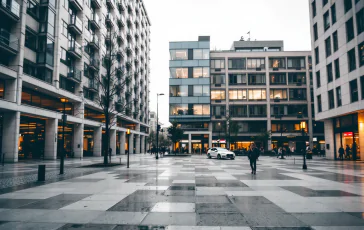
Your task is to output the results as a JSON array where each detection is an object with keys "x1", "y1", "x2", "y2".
[{"x1": 0, "y1": 155, "x2": 364, "y2": 229}]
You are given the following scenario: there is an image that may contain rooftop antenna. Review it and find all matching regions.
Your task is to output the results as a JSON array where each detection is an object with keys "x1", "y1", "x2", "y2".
[
  {"x1": 240, "y1": 36, "x2": 245, "y2": 41},
  {"x1": 247, "y1": 31, "x2": 251, "y2": 41}
]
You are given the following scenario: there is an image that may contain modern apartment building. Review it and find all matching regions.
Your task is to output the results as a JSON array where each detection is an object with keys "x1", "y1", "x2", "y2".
[
  {"x1": 0, "y1": 0, "x2": 151, "y2": 162},
  {"x1": 309, "y1": 0, "x2": 364, "y2": 160},
  {"x1": 169, "y1": 36, "x2": 325, "y2": 153}
]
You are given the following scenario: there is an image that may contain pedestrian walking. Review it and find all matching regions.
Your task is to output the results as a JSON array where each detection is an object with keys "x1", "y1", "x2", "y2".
[
  {"x1": 338, "y1": 146, "x2": 344, "y2": 160},
  {"x1": 248, "y1": 143, "x2": 259, "y2": 175},
  {"x1": 346, "y1": 145, "x2": 351, "y2": 159},
  {"x1": 109, "y1": 148, "x2": 112, "y2": 163}
]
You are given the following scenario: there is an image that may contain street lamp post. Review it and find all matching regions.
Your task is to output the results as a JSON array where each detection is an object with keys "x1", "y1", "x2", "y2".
[
  {"x1": 300, "y1": 121, "x2": 307, "y2": 170},
  {"x1": 218, "y1": 122, "x2": 221, "y2": 147},
  {"x1": 156, "y1": 93, "x2": 164, "y2": 160},
  {"x1": 60, "y1": 98, "x2": 69, "y2": 175},
  {"x1": 126, "y1": 129, "x2": 130, "y2": 168}
]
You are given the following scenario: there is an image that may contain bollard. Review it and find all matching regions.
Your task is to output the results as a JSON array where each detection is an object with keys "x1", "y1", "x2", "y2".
[
  {"x1": 38, "y1": 165, "x2": 46, "y2": 181},
  {"x1": 119, "y1": 158, "x2": 121, "y2": 164},
  {"x1": 294, "y1": 158, "x2": 295, "y2": 164}
]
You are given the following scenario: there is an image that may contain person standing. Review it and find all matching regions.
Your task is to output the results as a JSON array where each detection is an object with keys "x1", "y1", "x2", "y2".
[
  {"x1": 352, "y1": 142, "x2": 357, "y2": 161},
  {"x1": 248, "y1": 143, "x2": 259, "y2": 175},
  {"x1": 346, "y1": 145, "x2": 351, "y2": 159},
  {"x1": 338, "y1": 146, "x2": 344, "y2": 160}
]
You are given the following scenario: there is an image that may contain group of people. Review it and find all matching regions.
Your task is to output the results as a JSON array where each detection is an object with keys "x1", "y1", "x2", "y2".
[
  {"x1": 338, "y1": 143, "x2": 357, "y2": 160},
  {"x1": 274, "y1": 146, "x2": 294, "y2": 158},
  {"x1": 149, "y1": 146, "x2": 169, "y2": 157}
]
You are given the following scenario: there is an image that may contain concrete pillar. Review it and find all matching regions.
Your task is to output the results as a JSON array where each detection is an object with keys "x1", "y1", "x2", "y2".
[
  {"x1": 93, "y1": 127, "x2": 102, "y2": 157},
  {"x1": 120, "y1": 131, "x2": 126, "y2": 154},
  {"x1": 2, "y1": 112, "x2": 20, "y2": 162},
  {"x1": 141, "y1": 136, "x2": 145, "y2": 153},
  {"x1": 324, "y1": 119, "x2": 335, "y2": 160},
  {"x1": 129, "y1": 133, "x2": 134, "y2": 154},
  {"x1": 358, "y1": 113, "x2": 364, "y2": 160},
  {"x1": 44, "y1": 119, "x2": 58, "y2": 160},
  {"x1": 135, "y1": 134, "x2": 140, "y2": 154},
  {"x1": 73, "y1": 123, "x2": 84, "y2": 158},
  {"x1": 4, "y1": 79, "x2": 17, "y2": 102},
  {"x1": 188, "y1": 133, "x2": 192, "y2": 154},
  {"x1": 110, "y1": 129, "x2": 116, "y2": 156}
]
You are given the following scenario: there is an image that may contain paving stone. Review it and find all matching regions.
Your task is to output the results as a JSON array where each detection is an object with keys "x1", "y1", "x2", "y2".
[
  {"x1": 57, "y1": 223, "x2": 117, "y2": 230},
  {"x1": 196, "y1": 213, "x2": 249, "y2": 226},
  {"x1": 196, "y1": 203, "x2": 240, "y2": 213},
  {"x1": 141, "y1": 213, "x2": 196, "y2": 226},
  {"x1": 108, "y1": 201, "x2": 156, "y2": 212},
  {"x1": 0, "y1": 199, "x2": 39, "y2": 208},
  {"x1": 0, "y1": 222, "x2": 65, "y2": 230},
  {"x1": 292, "y1": 213, "x2": 364, "y2": 226}
]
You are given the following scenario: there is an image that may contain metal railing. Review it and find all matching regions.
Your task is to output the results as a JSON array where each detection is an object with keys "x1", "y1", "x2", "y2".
[
  {"x1": 69, "y1": 41, "x2": 82, "y2": 56},
  {"x1": 67, "y1": 66, "x2": 82, "y2": 82},
  {"x1": 69, "y1": 15, "x2": 83, "y2": 31},
  {"x1": 91, "y1": 34, "x2": 99, "y2": 47},
  {"x1": 90, "y1": 57, "x2": 100, "y2": 69},
  {"x1": 89, "y1": 79, "x2": 99, "y2": 91},
  {"x1": 0, "y1": 28, "x2": 19, "y2": 51},
  {"x1": 1, "y1": 0, "x2": 20, "y2": 17},
  {"x1": 92, "y1": 13, "x2": 100, "y2": 27}
]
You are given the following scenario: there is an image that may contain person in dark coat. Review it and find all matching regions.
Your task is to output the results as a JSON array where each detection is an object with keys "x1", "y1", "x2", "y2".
[
  {"x1": 248, "y1": 142, "x2": 259, "y2": 175},
  {"x1": 345, "y1": 145, "x2": 351, "y2": 159},
  {"x1": 338, "y1": 146, "x2": 344, "y2": 160},
  {"x1": 352, "y1": 142, "x2": 357, "y2": 161}
]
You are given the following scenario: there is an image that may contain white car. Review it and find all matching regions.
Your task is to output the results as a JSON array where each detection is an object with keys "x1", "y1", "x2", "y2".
[{"x1": 207, "y1": 147, "x2": 235, "y2": 160}]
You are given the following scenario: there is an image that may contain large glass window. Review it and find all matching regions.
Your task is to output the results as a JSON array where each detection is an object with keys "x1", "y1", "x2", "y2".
[
  {"x1": 210, "y1": 59, "x2": 225, "y2": 69},
  {"x1": 348, "y1": 48, "x2": 356, "y2": 72},
  {"x1": 170, "y1": 68, "x2": 188, "y2": 78},
  {"x1": 361, "y1": 76, "x2": 364, "y2": 100},
  {"x1": 350, "y1": 79, "x2": 358, "y2": 103},
  {"x1": 170, "y1": 104, "x2": 188, "y2": 115},
  {"x1": 327, "y1": 63, "x2": 333, "y2": 83},
  {"x1": 247, "y1": 58, "x2": 265, "y2": 69},
  {"x1": 228, "y1": 59, "x2": 246, "y2": 69},
  {"x1": 357, "y1": 8, "x2": 364, "y2": 35},
  {"x1": 229, "y1": 89, "x2": 247, "y2": 100},
  {"x1": 202, "y1": 85, "x2": 210, "y2": 96},
  {"x1": 192, "y1": 104, "x2": 210, "y2": 115},
  {"x1": 231, "y1": 106, "x2": 247, "y2": 117},
  {"x1": 269, "y1": 58, "x2": 285, "y2": 68},
  {"x1": 288, "y1": 73, "x2": 306, "y2": 85},
  {"x1": 170, "y1": 49, "x2": 188, "y2": 60},
  {"x1": 328, "y1": 90, "x2": 335, "y2": 109},
  {"x1": 212, "y1": 106, "x2": 226, "y2": 117},
  {"x1": 325, "y1": 37, "x2": 332, "y2": 57},
  {"x1": 193, "y1": 49, "x2": 209, "y2": 59},
  {"x1": 317, "y1": 95, "x2": 322, "y2": 112},
  {"x1": 249, "y1": 105, "x2": 267, "y2": 117},
  {"x1": 289, "y1": 89, "x2": 307, "y2": 100},
  {"x1": 211, "y1": 75, "x2": 225, "y2": 84},
  {"x1": 248, "y1": 89, "x2": 266, "y2": 101},
  {"x1": 211, "y1": 90, "x2": 225, "y2": 100},
  {"x1": 312, "y1": 0, "x2": 316, "y2": 18},
  {"x1": 333, "y1": 31, "x2": 338, "y2": 52},
  {"x1": 229, "y1": 74, "x2": 246, "y2": 85},
  {"x1": 346, "y1": 18, "x2": 355, "y2": 42},
  {"x1": 27, "y1": 0, "x2": 38, "y2": 18},
  {"x1": 270, "y1": 73, "x2": 286, "y2": 85},
  {"x1": 344, "y1": 0, "x2": 352, "y2": 13},
  {"x1": 324, "y1": 10, "x2": 330, "y2": 31},
  {"x1": 270, "y1": 89, "x2": 287, "y2": 100},
  {"x1": 193, "y1": 67, "x2": 209, "y2": 78},
  {"x1": 315, "y1": 47, "x2": 319, "y2": 65},
  {"x1": 287, "y1": 105, "x2": 308, "y2": 117},
  {"x1": 316, "y1": 71, "x2": 321, "y2": 88},
  {"x1": 287, "y1": 57, "x2": 305, "y2": 69},
  {"x1": 331, "y1": 3, "x2": 336, "y2": 24},
  {"x1": 170, "y1": 86, "x2": 188, "y2": 97},
  {"x1": 336, "y1": 86, "x2": 342, "y2": 107},
  {"x1": 248, "y1": 74, "x2": 266, "y2": 85},
  {"x1": 25, "y1": 29, "x2": 37, "y2": 51},
  {"x1": 313, "y1": 23, "x2": 318, "y2": 41},
  {"x1": 359, "y1": 42, "x2": 364, "y2": 67}
]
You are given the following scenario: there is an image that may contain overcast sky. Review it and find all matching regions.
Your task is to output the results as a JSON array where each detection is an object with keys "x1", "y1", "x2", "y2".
[{"x1": 143, "y1": 0, "x2": 311, "y2": 127}]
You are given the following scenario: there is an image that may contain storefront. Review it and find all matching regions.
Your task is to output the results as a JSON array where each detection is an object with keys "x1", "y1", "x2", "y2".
[
  {"x1": 57, "y1": 123, "x2": 73, "y2": 158},
  {"x1": 18, "y1": 116, "x2": 46, "y2": 159},
  {"x1": 83, "y1": 127, "x2": 94, "y2": 156},
  {"x1": 212, "y1": 139, "x2": 226, "y2": 148}
]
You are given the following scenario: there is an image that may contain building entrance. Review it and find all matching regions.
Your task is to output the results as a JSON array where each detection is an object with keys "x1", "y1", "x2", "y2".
[
  {"x1": 83, "y1": 127, "x2": 94, "y2": 156},
  {"x1": 18, "y1": 116, "x2": 45, "y2": 159}
]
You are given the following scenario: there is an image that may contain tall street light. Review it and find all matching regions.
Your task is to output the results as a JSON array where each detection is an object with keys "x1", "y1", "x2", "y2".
[
  {"x1": 126, "y1": 129, "x2": 131, "y2": 168},
  {"x1": 60, "y1": 98, "x2": 69, "y2": 175},
  {"x1": 300, "y1": 121, "x2": 307, "y2": 170},
  {"x1": 156, "y1": 93, "x2": 164, "y2": 160}
]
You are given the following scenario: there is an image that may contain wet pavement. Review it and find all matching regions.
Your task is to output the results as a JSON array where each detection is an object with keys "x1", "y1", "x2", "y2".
[{"x1": 0, "y1": 155, "x2": 363, "y2": 229}]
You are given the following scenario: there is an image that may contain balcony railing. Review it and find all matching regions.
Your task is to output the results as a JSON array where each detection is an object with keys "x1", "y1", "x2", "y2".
[
  {"x1": 105, "y1": 14, "x2": 114, "y2": 27},
  {"x1": 89, "y1": 34, "x2": 100, "y2": 49},
  {"x1": 0, "y1": 28, "x2": 18, "y2": 54},
  {"x1": 69, "y1": 15, "x2": 83, "y2": 34},
  {"x1": 67, "y1": 66, "x2": 82, "y2": 82},
  {"x1": 89, "y1": 57, "x2": 100, "y2": 71},
  {"x1": 106, "y1": 0, "x2": 116, "y2": 9},
  {"x1": 89, "y1": 80, "x2": 99, "y2": 92},
  {"x1": 91, "y1": 0, "x2": 101, "y2": 8},
  {"x1": 68, "y1": 41, "x2": 82, "y2": 58},
  {"x1": 0, "y1": 0, "x2": 20, "y2": 20},
  {"x1": 91, "y1": 13, "x2": 100, "y2": 29},
  {"x1": 69, "y1": 0, "x2": 83, "y2": 11}
]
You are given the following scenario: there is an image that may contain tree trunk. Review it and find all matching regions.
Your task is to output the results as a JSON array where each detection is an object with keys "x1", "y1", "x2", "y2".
[{"x1": 104, "y1": 111, "x2": 109, "y2": 165}]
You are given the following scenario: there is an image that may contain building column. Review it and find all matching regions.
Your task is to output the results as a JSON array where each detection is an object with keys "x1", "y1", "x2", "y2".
[
  {"x1": 73, "y1": 123, "x2": 84, "y2": 158},
  {"x1": 129, "y1": 133, "x2": 134, "y2": 154},
  {"x1": 4, "y1": 79, "x2": 17, "y2": 102},
  {"x1": 110, "y1": 129, "x2": 116, "y2": 156},
  {"x1": 141, "y1": 136, "x2": 145, "y2": 153},
  {"x1": 44, "y1": 119, "x2": 58, "y2": 160},
  {"x1": 358, "y1": 113, "x2": 364, "y2": 160},
  {"x1": 324, "y1": 119, "x2": 334, "y2": 160},
  {"x1": 188, "y1": 133, "x2": 192, "y2": 154},
  {"x1": 135, "y1": 134, "x2": 140, "y2": 154},
  {"x1": 93, "y1": 127, "x2": 102, "y2": 157},
  {"x1": 120, "y1": 131, "x2": 126, "y2": 154},
  {"x1": 2, "y1": 112, "x2": 20, "y2": 162},
  {"x1": 209, "y1": 133, "x2": 212, "y2": 148}
]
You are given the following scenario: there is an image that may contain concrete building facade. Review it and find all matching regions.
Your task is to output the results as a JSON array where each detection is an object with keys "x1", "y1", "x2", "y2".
[
  {"x1": 309, "y1": 0, "x2": 364, "y2": 160},
  {"x1": 0, "y1": 0, "x2": 151, "y2": 162}
]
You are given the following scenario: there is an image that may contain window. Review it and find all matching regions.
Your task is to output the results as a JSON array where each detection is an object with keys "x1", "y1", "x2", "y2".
[
  {"x1": 248, "y1": 74, "x2": 266, "y2": 85},
  {"x1": 202, "y1": 85, "x2": 210, "y2": 96},
  {"x1": 288, "y1": 73, "x2": 306, "y2": 85},
  {"x1": 249, "y1": 105, "x2": 267, "y2": 117},
  {"x1": 325, "y1": 37, "x2": 331, "y2": 57},
  {"x1": 344, "y1": 0, "x2": 352, "y2": 13},
  {"x1": 170, "y1": 49, "x2": 188, "y2": 60},
  {"x1": 228, "y1": 59, "x2": 246, "y2": 69},
  {"x1": 211, "y1": 90, "x2": 225, "y2": 100},
  {"x1": 170, "y1": 104, "x2": 188, "y2": 115},
  {"x1": 316, "y1": 71, "x2": 321, "y2": 88},
  {"x1": 361, "y1": 76, "x2": 364, "y2": 100},
  {"x1": 248, "y1": 89, "x2": 266, "y2": 101},
  {"x1": 25, "y1": 29, "x2": 37, "y2": 51},
  {"x1": 331, "y1": 4, "x2": 336, "y2": 24},
  {"x1": 229, "y1": 74, "x2": 246, "y2": 85},
  {"x1": 170, "y1": 68, "x2": 188, "y2": 78},
  {"x1": 270, "y1": 89, "x2": 287, "y2": 100},
  {"x1": 210, "y1": 59, "x2": 225, "y2": 69},
  {"x1": 289, "y1": 89, "x2": 307, "y2": 100},
  {"x1": 346, "y1": 18, "x2": 354, "y2": 42},
  {"x1": 191, "y1": 104, "x2": 210, "y2": 115},
  {"x1": 350, "y1": 79, "x2": 358, "y2": 103},
  {"x1": 212, "y1": 106, "x2": 226, "y2": 117},
  {"x1": 193, "y1": 67, "x2": 209, "y2": 78},
  {"x1": 247, "y1": 58, "x2": 265, "y2": 69},
  {"x1": 271, "y1": 105, "x2": 285, "y2": 116},
  {"x1": 333, "y1": 31, "x2": 338, "y2": 52},
  {"x1": 312, "y1": 0, "x2": 316, "y2": 18},
  {"x1": 229, "y1": 89, "x2": 247, "y2": 100},
  {"x1": 308, "y1": 56, "x2": 312, "y2": 69},
  {"x1": 192, "y1": 85, "x2": 210, "y2": 97},
  {"x1": 313, "y1": 23, "x2": 318, "y2": 41},
  {"x1": 336, "y1": 87, "x2": 342, "y2": 107},
  {"x1": 270, "y1": 73, "x2": 286, "y2": 85},
  {"x1": 359, "y1": 42, "x2": 364, "y2": 66},
  {"x1": 212, "y1": 75, "x2": 225, "y2": 84},
  {"x1": 327, "y1": 63, "x2": 333, "y2": 83},
  {"x1": 315, "y1": 47, "x2": 319, "y2": 65},
  {"x1": 288, "y1": 57, "x2": 305, "y2": 69},
  {"x1": 269, "y1": 58, "x2": 286, "y2": 68},
  {"x1": 170, "y1": 86, "x2": 188, "y2": 97},
  {"x1": 328, "y1": 90, "x2": 335, "y2": 109},
  {"x1": 60, "y1": 76, "x2": 75, "y2": 94},
  {"x1": 193, "y1": 49, "x2": 209, "y2": 60},
  {"x1": 323, "y1": 11, "x2": 330, "y2": 31},
  {"x1": 317, "y1": 95, "x2": 322, "y2": 112},
  {"x1": 84, "y1": 63, "x2": 89, "y2": 77},
  {"x1": 230, "y1": 106, "x2": 247, "y2": 117},
  {"x1": 357, "y1": 8, "x2": 364, "y2": 35},
  {"x1": 27, "y1": 0, "x2": 38, "y2": 19},
  {"x1": 62, "y1": 20, "x2": 67, "y2": 36},
  {"x1": 334, "y1": 58, "x2": 340, "y2": 79},
  {"x1": 348, "y1": 48, "x2": 357, "y2": 72},
  {"x1": 60, "y1": 48, "x2": 67, "y2": 64},
  {"x1": 323, "y1": 0, "x2": 328, "y2": 6}
]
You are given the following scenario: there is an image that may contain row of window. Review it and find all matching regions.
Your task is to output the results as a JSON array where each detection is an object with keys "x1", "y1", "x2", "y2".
[
  {"x1": 170, "y1": 104, "x2": 210, "y2": 116},
  {"x1": 210, "y1": 89, "x2": 307, "y2": 101},
  {"x1": 212, "y1": 105, "x2": 309, "y2": 117},
  {"x1": 170, "y1": 67, "x2": 209, "y2": 78},
  {"x1": 311, "y1": 0, "x2": 359, "y2": 19},
  {"x1": 170, "y1": 49, "x2": 209, "y2": 60},
  {"x1": 170, "y1": 85, "x2": 210, "y2": 97},
  {"x1": 211, "y1": 73, "x2": 307, "y2": 85}
]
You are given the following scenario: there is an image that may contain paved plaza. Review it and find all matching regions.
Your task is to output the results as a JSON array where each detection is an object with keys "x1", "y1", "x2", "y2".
[{"x1": 0, "y1": 155, "x2": 363, "y2": 229}]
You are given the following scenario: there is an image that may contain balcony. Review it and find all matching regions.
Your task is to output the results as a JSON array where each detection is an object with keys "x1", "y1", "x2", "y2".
[
  {"x1": 0, "y1": 28, "x2": 18, "y2": 55},
  {"x1": 89, "y1": 79, "x2": 99, "y2": 92},
  {"x1": 116, "y1": 15, "x2": 124, "y2": 27},
  {"x1": 117, "y1": 33, "x2": 124, "y2": 44},
  {"x1": 105, "y1": 14, "x2": 114, "y2": 28},
  {"x1": 91, "y1": 0, "x2": 101, "y2": 8},
  {"x1": 68, "y1": 41, "x2": 82, "y2": 59},
  {"x1": 89, "y1": 58, "x2": 100, "y2": 72},
  {"x1": 117, "y1": 0, "x2": 125, "y2": 11},
  {"x1": 90, "y1": 13, "x2": 100, "y2": 29},
  {"x1": 68, "y1": 15, "x2": 82, "y2": 35},
  {"x1": 0, "y1": 0, "x2": 20, "y2": 21},
  {"x1": 69, "y1": 0, "x2": 83, "y2": 11},
  {"x1": 89, "y1": 34, "x2": 100, "y2": 50},
  {"x1": 106, "y1": 0, "x2": 115, "y2": 9},
  {"x1": 67, "y1": 66, "x2": 82, "y2": 82}
]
